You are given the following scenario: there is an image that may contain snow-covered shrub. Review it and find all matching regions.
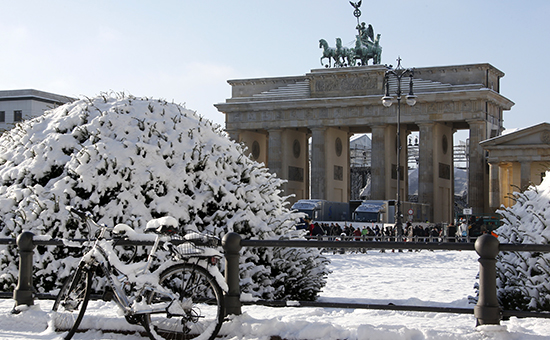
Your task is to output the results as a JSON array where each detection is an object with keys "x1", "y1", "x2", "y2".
[
  {"x1": 0, "y1": 93, "x2": 329, "y2": 300},
  {"x1": 495, "y1": 173, "x2": 550, "y2": 311}
]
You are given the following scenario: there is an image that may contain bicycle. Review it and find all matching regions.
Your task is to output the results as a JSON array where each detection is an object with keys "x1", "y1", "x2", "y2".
[{"x1": 51, "y1": 206, "x2": 226, "y2": 340}]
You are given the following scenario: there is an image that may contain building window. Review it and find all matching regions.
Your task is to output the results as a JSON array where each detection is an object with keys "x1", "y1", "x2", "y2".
[
  {"x1": 14, "y1": 110, "x2": 22, "y2": 122},
  {"x1": 0, "y1": 111, "x2": 4, "y2": 123}
]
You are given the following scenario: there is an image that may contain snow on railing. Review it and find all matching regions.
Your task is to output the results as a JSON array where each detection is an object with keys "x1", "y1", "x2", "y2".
[
  {"x1": 222, "y1": 232, "x2": 550, "y2": 326},
  {"x1": 2, "y1": 232, "x2": 550, "y2": 326}
]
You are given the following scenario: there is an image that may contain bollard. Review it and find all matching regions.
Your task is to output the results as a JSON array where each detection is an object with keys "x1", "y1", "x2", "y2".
[
  {"x1": 474, "y1": 233, "x2": 501, "y2": 326},
  {"x1": 222, "y1": 232, "x2": 242, "y2": 316},
  {"x1": 13, "y1": 231, "x2": 35, "y2": 308}
]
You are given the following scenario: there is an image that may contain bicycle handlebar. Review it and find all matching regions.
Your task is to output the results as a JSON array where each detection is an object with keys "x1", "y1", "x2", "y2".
[
  {"x1": 66, "y1": 206, "x2": 91, "y2": 221},
  {"x1": 66, "y1": 206, "x2": 113, "y2": 240},
  {"x1": 66, "y1": 206, "x2": 220, "y2": 247}
]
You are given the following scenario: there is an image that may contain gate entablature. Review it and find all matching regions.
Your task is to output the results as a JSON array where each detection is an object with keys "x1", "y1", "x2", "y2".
[{"x1": 220, "y1": 64, "x2": 512, "y2": 132}]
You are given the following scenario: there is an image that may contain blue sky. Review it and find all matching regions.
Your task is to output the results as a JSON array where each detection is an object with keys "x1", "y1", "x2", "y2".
[{"x1": 1, "y1": 0, "x2": 549, "y2": 133}]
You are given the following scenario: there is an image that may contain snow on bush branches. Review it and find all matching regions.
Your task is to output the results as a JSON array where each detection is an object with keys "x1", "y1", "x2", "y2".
[
  {"x1": 0, "y1": 93, "x2": 329, "y2": 300},
  {"x1": 496, "y1": 173, "x2": 550, "y2": 311}
]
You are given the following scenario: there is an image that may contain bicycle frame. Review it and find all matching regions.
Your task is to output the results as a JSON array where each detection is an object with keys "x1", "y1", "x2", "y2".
[
  {"x1": 70, "y1": 209, "x2": 212, "y2": 318},
  {"x1": 79, "y1": 233, "x2": 170, "y2": 316},
  {"x1": 55, "y1": 207, "x2": 226, "y2": 340}
]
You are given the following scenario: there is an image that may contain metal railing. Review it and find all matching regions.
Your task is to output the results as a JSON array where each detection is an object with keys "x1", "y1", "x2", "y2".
[
  {"x1": 3, "y1": 231, "x2": 550, "y2": 326},
  {"x1": 3, "y1": 232, "x2": 185, "y2": 303},
  {"x1": 221, "y1": 232, "x2": 550, "y2": 326}
]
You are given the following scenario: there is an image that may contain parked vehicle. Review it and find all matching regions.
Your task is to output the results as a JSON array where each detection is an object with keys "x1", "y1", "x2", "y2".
[
  {"x1": 353, "y1": 200, "x2": 430, "y2": 223},
  {"x1": 353, "y1": 200, "x2": 387, "y2": 222},
  {"x1": 291, "y1": 199, "x2": 350, "y2": 222}
]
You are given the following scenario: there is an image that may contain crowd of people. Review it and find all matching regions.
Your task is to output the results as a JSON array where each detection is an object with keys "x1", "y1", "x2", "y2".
[
  {"x1": 305, "y1": 220, "x2": 448, "y2": 242},
  {"x1": 303, "y1": 216, "x2": 492, "y2": 243}
]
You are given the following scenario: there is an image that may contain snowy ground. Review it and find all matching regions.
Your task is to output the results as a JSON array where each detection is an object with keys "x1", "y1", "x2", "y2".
[{"x1": 2, "y1": 249, "x2": 550, "y2": 340}]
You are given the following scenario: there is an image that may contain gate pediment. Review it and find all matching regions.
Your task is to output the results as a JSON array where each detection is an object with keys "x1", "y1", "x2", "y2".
[{"x1": 481, "y1": 123, "x2": 550, "y2": 147}]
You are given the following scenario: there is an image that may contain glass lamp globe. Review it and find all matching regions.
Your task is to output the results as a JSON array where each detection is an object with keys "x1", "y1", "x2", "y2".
[
  {"x1": 382, "y1": 96, "x2": 393, "y2": 107},
  {"x1": 406, "y1": 95, "x2": 417, "y2": 106}
]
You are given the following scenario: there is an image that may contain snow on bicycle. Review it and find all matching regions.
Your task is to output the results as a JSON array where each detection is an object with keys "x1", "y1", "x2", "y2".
[{"x1": 51, "y1": 206, "x2": 226, "y2": 340}]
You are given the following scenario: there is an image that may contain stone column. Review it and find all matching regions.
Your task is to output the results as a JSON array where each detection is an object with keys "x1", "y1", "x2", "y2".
[
  {"x1": 500, "y1": 163, "x2": 512, "y2": 207},
  {"x1": 311, "y1": 127, "x2": 327, "y2": 200},
  {"x1": 488, "y1": 161, "x2": 500, "y2": 212},
  {"x1": 520, "y1": 161, "x2": 532, "y2": 190},
  {"x1": 370, "y1": 124, "x2": 386, "y2": 200},
  {"x1": 467, "y1": 120, "x2": 488, "y2": 215},
  {"x1": 449, "y1": 129, "x2": 456, "y2": 221},
  {"x1": 399, "y1": 126, "x2": 409, "y2": 203},
  {"x1": 347, "y1": 132, "x2": 353, "y2": 201},
  {"x1": 267, "y1": 129, "x2": 283, "y2": 177},
  {"x1": 305, "y1": 131, "x2": 310, "y2": 199},
  {"x1": 418, "y1": 122, "x2": 434, "y2": 221}
]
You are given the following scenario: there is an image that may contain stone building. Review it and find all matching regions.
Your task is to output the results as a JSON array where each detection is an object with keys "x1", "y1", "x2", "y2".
[
  {"x1": 0, "y1": 89, "x2": 75, "y2": 133},
  {"x1": 215, "y1": 63, "x2": 514, "y2": 223},
  {"x1": 481, "y1": 123, "x2": 550, "y2": 210}
]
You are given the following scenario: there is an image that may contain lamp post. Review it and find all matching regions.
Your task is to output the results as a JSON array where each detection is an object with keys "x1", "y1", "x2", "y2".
[{"x1": 381, "y1": 57, "x2": 416, "y2": 237}]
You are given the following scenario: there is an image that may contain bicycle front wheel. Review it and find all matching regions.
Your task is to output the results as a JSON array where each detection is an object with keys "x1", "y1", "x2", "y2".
[
  {"x1": 51, "y1": 265, "x2": 93, "y2": 340},
  {"x1": 144, "y1": 263, "x2": 225, "y2": 340}
]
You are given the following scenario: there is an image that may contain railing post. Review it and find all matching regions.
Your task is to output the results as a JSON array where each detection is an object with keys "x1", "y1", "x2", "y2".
[
  {"x1": 222, "y1": 232, "x2": 242, "y2": 316},
  {"x1": 474, "y1": 233, "x2": 501, "y2": 326},
  {"x1": 13, "y1": 231, "x2": 35, "y2": 308}
]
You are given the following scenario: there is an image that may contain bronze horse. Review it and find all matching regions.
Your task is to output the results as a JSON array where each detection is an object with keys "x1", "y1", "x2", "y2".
[
  {"x1": 320, "y1": 35, "x2": 381, "y2": 68},
  {"x1": 319, "y1": 39, "x2": 338, "y2": 68}
]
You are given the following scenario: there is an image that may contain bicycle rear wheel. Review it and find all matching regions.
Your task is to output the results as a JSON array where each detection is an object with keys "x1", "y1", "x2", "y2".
[
  {"x1": 52, "y1": 265, "x2": 93, "y2": 340},
  {"x1": 144, "y1": 263, "x2": 225, "y2": 340}
]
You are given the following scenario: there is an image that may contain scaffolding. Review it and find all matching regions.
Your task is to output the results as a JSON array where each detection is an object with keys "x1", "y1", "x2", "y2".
[{"x1": 350, "y1": 137, "x2": 469, "y2": 169}]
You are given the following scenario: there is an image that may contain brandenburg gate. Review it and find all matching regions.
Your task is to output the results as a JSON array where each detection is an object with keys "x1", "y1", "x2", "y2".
[{"x1": 215, "y1": 63, "x2": 514, "y2": 223}]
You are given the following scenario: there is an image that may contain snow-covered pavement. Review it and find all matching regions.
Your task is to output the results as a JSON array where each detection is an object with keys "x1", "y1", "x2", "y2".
[{"x1": 2, "y1": 250, "x2": 550, "y2": 339}]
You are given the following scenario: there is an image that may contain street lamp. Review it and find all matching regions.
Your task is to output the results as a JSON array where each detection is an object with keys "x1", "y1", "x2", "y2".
[{"x1": 381, "y1": 57, "x2": 416, "y2": 237}]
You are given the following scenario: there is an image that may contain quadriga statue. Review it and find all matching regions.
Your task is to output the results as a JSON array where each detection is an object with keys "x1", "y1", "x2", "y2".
[{"x1": 319, "y1": 19, "x2": 382, "y2": 68}]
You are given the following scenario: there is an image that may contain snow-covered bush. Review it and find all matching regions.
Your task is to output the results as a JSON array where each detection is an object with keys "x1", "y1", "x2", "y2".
[
  {"x1": 0, "y1": 93, "x2": 329, "y2": 300},
  {"x1": 495, "y1": 173, "x2": 550, "y2": 311}
]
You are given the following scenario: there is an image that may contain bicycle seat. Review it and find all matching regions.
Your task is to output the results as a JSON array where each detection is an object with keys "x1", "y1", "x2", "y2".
[
  {"x1": 145, "y1": 216, "x2": 179, "y2": 236},
  {"x1": 145, "y1": 224, "x2": 178, "y2": 235}
]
